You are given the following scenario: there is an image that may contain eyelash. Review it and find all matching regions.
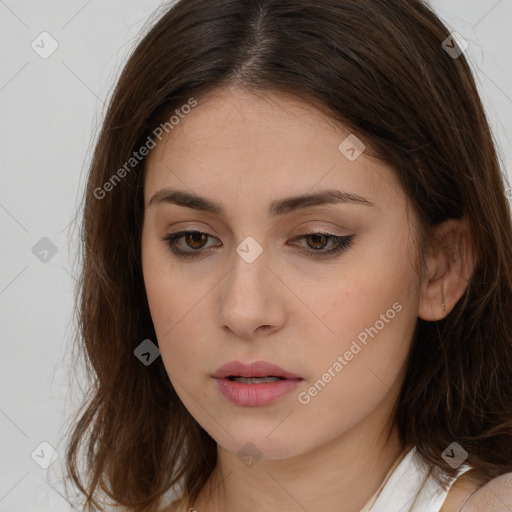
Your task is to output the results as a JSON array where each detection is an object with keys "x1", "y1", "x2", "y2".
[{"x1": 161, "y1": 230, "x2": 355, "y2": 260}]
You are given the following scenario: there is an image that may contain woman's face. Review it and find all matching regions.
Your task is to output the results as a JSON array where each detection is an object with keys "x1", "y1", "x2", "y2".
[{"x1": 141, "y1": 86, "x2": 422, "y2": 460}]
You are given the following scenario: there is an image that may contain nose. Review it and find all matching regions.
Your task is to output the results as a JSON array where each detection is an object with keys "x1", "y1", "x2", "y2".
[{"x1": 216, "y1": 244, "x2": 287, "y2": 340}]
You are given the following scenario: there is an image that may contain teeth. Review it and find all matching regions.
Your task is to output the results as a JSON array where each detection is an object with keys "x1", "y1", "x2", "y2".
[{"x1": 231, "y1": 376, "x2": 282, "y2": 384}]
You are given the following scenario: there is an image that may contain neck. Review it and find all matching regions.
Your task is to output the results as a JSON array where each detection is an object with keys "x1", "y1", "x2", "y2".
[{"x1": 192, "y1": 403, "x2": 406, "y2": 512}]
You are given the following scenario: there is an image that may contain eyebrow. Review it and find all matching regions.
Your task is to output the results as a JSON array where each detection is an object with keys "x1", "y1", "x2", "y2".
[{"x1": 148, "y1": 188, "x2": 375, "y2": 216}]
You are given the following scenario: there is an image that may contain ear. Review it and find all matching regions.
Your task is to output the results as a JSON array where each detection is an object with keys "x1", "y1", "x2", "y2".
[{"x1": 418, "y1": 216, "x2": 476, "y2": 321}]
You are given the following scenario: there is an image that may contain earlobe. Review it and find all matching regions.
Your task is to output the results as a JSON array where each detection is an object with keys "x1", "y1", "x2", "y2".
[{"x1": 417, "y1": 217, "x2": 475, "y2": 322}]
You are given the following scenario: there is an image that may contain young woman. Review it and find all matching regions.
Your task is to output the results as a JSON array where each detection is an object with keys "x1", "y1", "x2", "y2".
[{"x1": 64, "y1": 1, "x2": 512, "y2": 511}]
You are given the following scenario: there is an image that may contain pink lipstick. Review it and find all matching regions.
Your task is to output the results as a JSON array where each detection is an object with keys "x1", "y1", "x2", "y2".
[{"x1": 212, "y1": 360, "x2": 303, "y2": 407}]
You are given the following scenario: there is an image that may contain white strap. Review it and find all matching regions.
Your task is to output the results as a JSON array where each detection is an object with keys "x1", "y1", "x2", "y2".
[{"x1": 362, "y1": 448, "x2": 472, "y2": 512}]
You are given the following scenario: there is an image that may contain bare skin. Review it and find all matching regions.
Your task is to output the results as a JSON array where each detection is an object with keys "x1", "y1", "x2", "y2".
[
  {"x1": 440, "y1": 472, "x2": 481, "y2": 512},
  {"x1": 441, "y1": 472, "x2": 512, "y2": 512},
  {"x1": 142, "y1": 85, "x2": 477, "y2": 512}
]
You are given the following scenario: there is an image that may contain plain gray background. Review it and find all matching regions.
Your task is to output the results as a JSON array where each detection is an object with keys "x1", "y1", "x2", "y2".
[{"x1": 0, "y1": 1, "x2": 511, "y2": 510}]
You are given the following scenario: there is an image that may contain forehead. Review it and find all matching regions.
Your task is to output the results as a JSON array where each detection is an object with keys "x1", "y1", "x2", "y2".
[{"x1": 143, "y1": 86, "x2": 403, "y2": 214}]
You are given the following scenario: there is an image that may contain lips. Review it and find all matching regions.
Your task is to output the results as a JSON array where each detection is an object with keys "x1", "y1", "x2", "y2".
[
  {"x1": 212, "y1": 360, "x2": 302, "y2": 380},
  {"x1": 212, "y1": 360, "x2": 303, "y2": 406}
]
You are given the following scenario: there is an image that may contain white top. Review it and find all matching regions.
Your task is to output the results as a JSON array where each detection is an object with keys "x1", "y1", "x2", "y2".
[
  {"x1": 161, "y1": 446, "x2": 473, "y2": 512},
  {"x1": 360, "y1": 447, "x2": 473, "y2": 512}
]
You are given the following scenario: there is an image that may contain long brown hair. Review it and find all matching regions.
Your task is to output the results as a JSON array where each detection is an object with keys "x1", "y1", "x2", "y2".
[{"x1": 64, "y1": 0, "x2": 512, "y2": 510}]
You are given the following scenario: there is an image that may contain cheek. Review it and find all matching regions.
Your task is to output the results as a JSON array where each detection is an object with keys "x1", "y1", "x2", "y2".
[
  {"x1": 301, "y1": 286, "x2": 413, "y2": 429},
  {"x1": 309, "y1": 239, "x2": 417, "y2": 382},
  {"x1": 145, "y1": 276, "x2": 205, "y2": 393},
  {"x1": 142, "y1": 240, "x2": 180, "y2": 345},
  {"x1": 142, "y1": 231, "x2": 188, "y2": 332},
  {"x1": 144, "y1": 272, "x2": 201, "y2": 353},
  {"x1": 142, "y1": 251, "x2": 211, "y2": 379},
  {"x1": 318, "y1": 261, "x2": 411, "y2": 342}
]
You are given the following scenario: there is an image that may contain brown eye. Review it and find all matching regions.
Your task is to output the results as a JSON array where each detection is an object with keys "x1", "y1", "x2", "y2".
[
  {"x1": 184, "y1": 231, "x2": 208, "y2": 249},
  {"x1": 162, "y1": 230, "x2": 220, "y2": 260},
  {"x1": 162, "y1": 230, "x2": 354, "y2": 261},
  {"x1": 289, "y1": 232, "x2": 355, "y2": 258},
  {"x1": 305, "y1": 233, "x2": 329, "y2": 251}
]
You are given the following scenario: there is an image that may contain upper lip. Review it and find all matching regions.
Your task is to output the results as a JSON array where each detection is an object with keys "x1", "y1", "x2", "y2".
[{"x1": 212, "y1": 360, "x2": 302, "y2": 379}]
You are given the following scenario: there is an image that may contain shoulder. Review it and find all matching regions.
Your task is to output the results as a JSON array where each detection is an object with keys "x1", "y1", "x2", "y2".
[{"x1": 461, "y1": 472, "x2": 512, "y2": 512}]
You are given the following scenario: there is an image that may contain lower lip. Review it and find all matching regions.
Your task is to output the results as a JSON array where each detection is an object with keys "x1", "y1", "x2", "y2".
[{"x1": 214, "y1": 377, "x2": 302, "y2": 406}]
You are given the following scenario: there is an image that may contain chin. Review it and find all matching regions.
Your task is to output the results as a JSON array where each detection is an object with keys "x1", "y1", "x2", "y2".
[{"x1": 207, "y1": 423, "x2": 308, "y2": 462}]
